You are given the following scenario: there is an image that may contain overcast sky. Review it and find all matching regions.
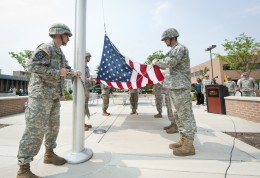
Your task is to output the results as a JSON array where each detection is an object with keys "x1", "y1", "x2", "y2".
[{"x1": 0, "y1": 0, "x2": 260, "y2": 75}]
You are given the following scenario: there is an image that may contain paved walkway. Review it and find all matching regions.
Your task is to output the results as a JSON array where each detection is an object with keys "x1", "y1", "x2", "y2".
[{"x1": 0, "y1": 96, "x2": 259, "y2": 178}]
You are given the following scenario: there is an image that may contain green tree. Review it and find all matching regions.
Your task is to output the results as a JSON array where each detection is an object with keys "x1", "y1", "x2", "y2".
[
  {"x1": 199, "y1": 67, "x2": 210, "y2": 77},
  {"x1": 215, "y1": 33, "x2": 260, "y2": 74},
  {"x1": 9, "y1": 50, "x2": 33, "y2": 71},
  {"x1": 145, "y1": 50, "x2": 166, "y2": 64}
]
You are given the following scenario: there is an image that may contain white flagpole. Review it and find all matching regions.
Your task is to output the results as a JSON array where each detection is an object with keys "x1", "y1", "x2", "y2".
[{"x1": 65, "y1": 0, "x2": 93, "y2": 164}]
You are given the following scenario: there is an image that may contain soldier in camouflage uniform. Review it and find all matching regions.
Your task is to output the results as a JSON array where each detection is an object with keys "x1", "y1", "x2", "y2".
[
  {"x1": 101, "y1": 84, "x2": 111, "y2": 116},
  {"x1": 153, "y1": 83, "x2": 163, "y2": 118},
  {"x1": 16, "y1": 23, "x2": 82, "y2": 178},
  {"x1": 129, "y1": 89, "x2": 138, "y2": 115},
  {"x1": 162, "y1": 68, "x2": 179, "y2": 134},
  {"x1": 152, "y1": 28, "x2": 197, "y2": 156},
  {"x1": 84, "y1": 52, "x2": 93, "y2": 131},
  {"x1": 237, "y1": 72, "x2": 258, "y2": 96},
  {"x1": 223, "y1": 76, "x2": 237, "y2": 96}
]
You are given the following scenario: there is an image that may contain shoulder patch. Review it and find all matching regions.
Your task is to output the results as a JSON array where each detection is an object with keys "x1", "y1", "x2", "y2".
[{"x1": 35, "y1": 51, "x2": 47, "y2": 60}]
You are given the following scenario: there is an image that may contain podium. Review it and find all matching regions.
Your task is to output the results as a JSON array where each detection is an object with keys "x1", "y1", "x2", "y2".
[{"x1": 206, "y1": 85, "x2": 229, "y2": 114}]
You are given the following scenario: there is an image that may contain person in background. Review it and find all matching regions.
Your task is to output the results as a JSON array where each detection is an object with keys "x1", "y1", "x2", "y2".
[
  {"x1": 153, "y1": 83, "x2": 163, "y2": 118},
  {"x1": 84, "y1": 51, "x2": 94, "y2": 131},
  {"x1": 223, "y1": 76, "x2": 237, "y2": 96},
  {"x1": 129, "y1": 89, "x2": 138, "y2": 115},
  {"x1": 194, "y1": 78, "x2": 204, "y2": 105},
  {"x1": 201, "y1": 74, "x2": 212, "y2": 106},
  {"x1": 101, "y1": 84, "x2": 111, "y2": 116},
  {"x1": 17, "y1": 23, "x2": 82, "y2": 178},
  {"x1": 152, "y1": 28, "x2": 197, "y2": 156},
  {"x1": 237, "y1": 72, "x2": 258, "y2": 97}
]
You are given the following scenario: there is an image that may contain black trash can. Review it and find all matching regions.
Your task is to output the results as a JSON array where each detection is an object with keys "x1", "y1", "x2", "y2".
[{"x1": 206, "y1": 85, "x2": 229, "y2": 114}]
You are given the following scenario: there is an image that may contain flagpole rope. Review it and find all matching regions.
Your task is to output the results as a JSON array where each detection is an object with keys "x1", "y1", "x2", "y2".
[{"x1": 102, "y1": 0, "x2": 107, "y2": 34}]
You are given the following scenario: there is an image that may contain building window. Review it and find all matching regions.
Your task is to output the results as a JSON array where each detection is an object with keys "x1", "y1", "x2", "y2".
[{"x1": 223, "y1": 64, "x2": 231, "y2": 70}]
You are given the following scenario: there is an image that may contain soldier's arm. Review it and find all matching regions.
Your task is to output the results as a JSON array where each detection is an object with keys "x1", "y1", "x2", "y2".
[
  {"x1": 27, "y1": 49, "x2": 60, "y2": 77},
  {"x1": 155, "y1": 46, "x2": 186, "y2": 68}
]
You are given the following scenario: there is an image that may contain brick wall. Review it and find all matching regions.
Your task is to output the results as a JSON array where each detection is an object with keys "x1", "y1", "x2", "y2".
[
  {"x1": 0, "y1": 96, "x2": 28, "y2": 117},
  {"x1": 225, "y1": 96, "x2": 260, "y2": 122}
]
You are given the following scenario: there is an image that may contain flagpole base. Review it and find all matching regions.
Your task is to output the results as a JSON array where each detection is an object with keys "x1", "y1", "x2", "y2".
[{"x1": 65, "y1": 148, "x2": 93, "y2": 164}]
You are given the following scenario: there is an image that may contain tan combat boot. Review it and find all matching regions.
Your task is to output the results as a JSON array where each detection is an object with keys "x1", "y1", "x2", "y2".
[
  {"x1": 17, "y1": 163, "x2": 41, "y2": 178},
  {"x1": 172, "y1": 137, "x2": 195, "y2": 156},
  {"x1": 166, "y1": 124, "x2": 178, "y2": 134},
  {"x1": 163, "y1": 123, "x2": 173, "y2": 130},
  {"x1": 154, "y1": 112, "x2": 162, "y2": 118},
  {"x1": 102, "y1": 111, "x2": 110, "y2": 116},
  {"x1": 44, "y1": 148, "x2": 67, "y2": 165},
  {"x1": 169, "y1": 134, "x2": 184, "y2": 149}
]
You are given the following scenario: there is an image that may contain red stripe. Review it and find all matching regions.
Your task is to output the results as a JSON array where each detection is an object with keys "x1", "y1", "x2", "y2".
[
  {"x1": 153, "y1": 65, "x2": 164, "y2": 81},
  {"x1": 129, "y1": 59, "x2": 134, "y2": 68},
  {"x1": 140, "y1": 64, "x2": 150, "y2": 79}
]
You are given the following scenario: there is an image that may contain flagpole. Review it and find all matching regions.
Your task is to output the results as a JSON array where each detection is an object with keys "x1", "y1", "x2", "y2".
[{"x1": 65, "y1": 0, "x2": 93, "y2": 164}]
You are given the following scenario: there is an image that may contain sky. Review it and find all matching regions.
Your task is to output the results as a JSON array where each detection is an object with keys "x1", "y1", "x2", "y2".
[{"x1": 0, "y1": 0, "x2": 260, "y2": 76}]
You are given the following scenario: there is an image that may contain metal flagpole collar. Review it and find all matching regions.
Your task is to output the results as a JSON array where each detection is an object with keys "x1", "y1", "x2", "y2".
[
  {"x1": 65, "y1": 148, "x2": 93, "y2": 164},
  {"x1": 93, "y1": 129, "x2": 107, "y2": 134}
]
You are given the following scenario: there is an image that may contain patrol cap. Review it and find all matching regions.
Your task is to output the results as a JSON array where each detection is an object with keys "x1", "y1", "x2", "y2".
[
  {"x1": 85, "y1": 51, "x2": 92, "y2": 57},
  {"x1": 227, "y1": 76, "x2": 231, "y2": 79},
  {"x1": 49, "y1": 23, "x2": 72, "y2": 37},
  {"x1": 161, "y1": 28, "x2": 179, "y2": 41},
  {"x1": 204, "y1": 74, "x2": 209, "y2": 77}
]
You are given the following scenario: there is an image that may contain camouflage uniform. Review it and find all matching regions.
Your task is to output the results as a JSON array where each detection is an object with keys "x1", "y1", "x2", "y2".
[
  {"x1": 129, "y1": 89, "x2": 138, "y2": 113},
  {"x1": 154, "y1": 42, "x2": 197, "y2": 139},
  {"x1": 17, "y1": 41, "x2": 75, "y2": 165},
  {"x1": 163, "y1": 88, "x2": 177, "y2": 125},
  {"x1": 85, "y1": 63, "x2": 91, "y2": 117},
  {"x1": 223, "y1": 80, "x2": 237, "y2": 96},
  {"x1": 238, "y1": 77, "x2": 258, "y2": 96},
  {"x1": 101, "y1": 84, "x2": 110, "y2": 112},
  {"x1": 153, "y1": 83, "x2": 163, "y2": 114}
]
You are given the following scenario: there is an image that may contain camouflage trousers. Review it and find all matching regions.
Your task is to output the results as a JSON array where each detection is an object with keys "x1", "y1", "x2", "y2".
[
  {"x1": 155, "y1": 94, "x2": 163, "y2": 113},
  {"x1": 164, "y1": 92, "x2": 176, "y2": 125},
  {"x1": 85, "y1": 90, "x2": 90, "y2": 118},
  {"x1": 242, "y1": 91, "x2": 254, "y2": 96},
  {"x1": 17, "y1": 97, "x2": 60, "y2": 165},
  {"x1": 130, "y1": 93, "x2": 138, "y2": 111},
  {"x1": 169, "y1": 89, "x2": 197, "y2": 138},
  {"x1": 102, "y1": 94, "x2": 110, "y2": 111}
]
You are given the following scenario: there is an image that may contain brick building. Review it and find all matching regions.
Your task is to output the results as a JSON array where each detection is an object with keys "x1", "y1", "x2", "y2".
[
  {"x1": 190, "y1": 57, "x2": 260, "y2": 85},
  {"x1": 0, "y1": 71, "x2": 29, "y2": 93}
]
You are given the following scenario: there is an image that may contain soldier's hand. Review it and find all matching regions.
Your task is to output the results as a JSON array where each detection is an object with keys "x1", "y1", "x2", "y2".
[
  {"x1": 152, "y1": 59, "x2": 158, "y2": 65},
  {"x1": 74, "y1": 70, "x2": 82, "y2": 78},
  {"x1": 60, "y1": 68, "x2": 69, "y2": 76}
]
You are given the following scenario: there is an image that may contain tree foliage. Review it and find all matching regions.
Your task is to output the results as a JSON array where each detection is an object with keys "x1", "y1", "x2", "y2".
[
  {"x1": 199, "y1": 67, "x2": 210, "y2": 77},
  {"x1": 145, "y1": 50, "x2": 166, "y2": 64},
  {"x1": 9, "y1": 50, "x2": 33, "y2": 71},
  {"x1": 215, "y1": 33, "x2": 260, "y2": 74}
]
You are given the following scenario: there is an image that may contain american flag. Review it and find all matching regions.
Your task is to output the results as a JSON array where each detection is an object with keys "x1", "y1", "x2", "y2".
[{"x1": 96, "y1": 35, "x2": 164, "y2": 89}]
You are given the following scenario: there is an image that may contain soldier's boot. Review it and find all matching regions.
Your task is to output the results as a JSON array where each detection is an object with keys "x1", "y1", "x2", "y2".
[
  {"x1": 154, "y1": 112, "x2": 162, "y2": 118},
  {"x1": 102, "y1": 110, "x2": 110, "y2": 116},
  {"x1": 169, "y1": 134, "x2": 184, "y2": 149},
  {"x1": 166, "y1": 124, "x2": 178, "y2": 134},
  {"x1": 172, "y1": 137, "x2": 195, "y2": 156},
  {"x1": 44, "y1": 148, "x2": 67, "y2": 165},
  {"x1": 84, "y1": 124, "x2": 92, "y2": 128},
  {"x1": 163, "y1": 123, "x2": 174, "y2": 130},
  {"x1": 130, "y1": 110, "x2": 138, "y2": 115},
  {"x1": 17, "y1": 163, "x2": 41, "y2": 178}
]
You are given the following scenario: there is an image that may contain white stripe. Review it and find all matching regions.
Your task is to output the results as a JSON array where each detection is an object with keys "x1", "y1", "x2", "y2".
[{"x1": 146, "y1": 65, "x2": 159, "y2": 83}]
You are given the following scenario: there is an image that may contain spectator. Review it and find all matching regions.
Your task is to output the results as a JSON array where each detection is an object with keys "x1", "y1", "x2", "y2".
[
  {"x1": 201, "y1": 74, "x2": 212, "y2": 106},
  {"x1": 237, "y1": 72, "x2": 258, "y2": 97},
  {"x1": 194, "y1": 78, "x2": 204, "y2": 105},
  {"x1": 223, "y1": 76, "x2": 237, "y2": 96}
]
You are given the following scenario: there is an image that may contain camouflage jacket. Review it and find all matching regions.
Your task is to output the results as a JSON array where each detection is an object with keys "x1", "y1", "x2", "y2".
[
  {"x1": 27, "y1": 41, "x2": 74, "y2": 99},
  {"x1": 85, "y1": 64, "x2": 91, "y2": 89},
  {"x1": 155, "y1": 42, "x2": 191, "y2": 90},
  {"x1": 101, "y1": 84, "x2": 110, "y2": 94}
]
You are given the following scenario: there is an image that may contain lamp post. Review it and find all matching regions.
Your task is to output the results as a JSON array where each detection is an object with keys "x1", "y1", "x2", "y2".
[{"x1": 205, "y1": 45, "x2": 216, "y2": 79}]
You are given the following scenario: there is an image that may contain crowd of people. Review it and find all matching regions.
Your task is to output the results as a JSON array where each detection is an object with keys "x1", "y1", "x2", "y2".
[{"x1": 15, "y1": 23, "x2": 259, "y2": 178}]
